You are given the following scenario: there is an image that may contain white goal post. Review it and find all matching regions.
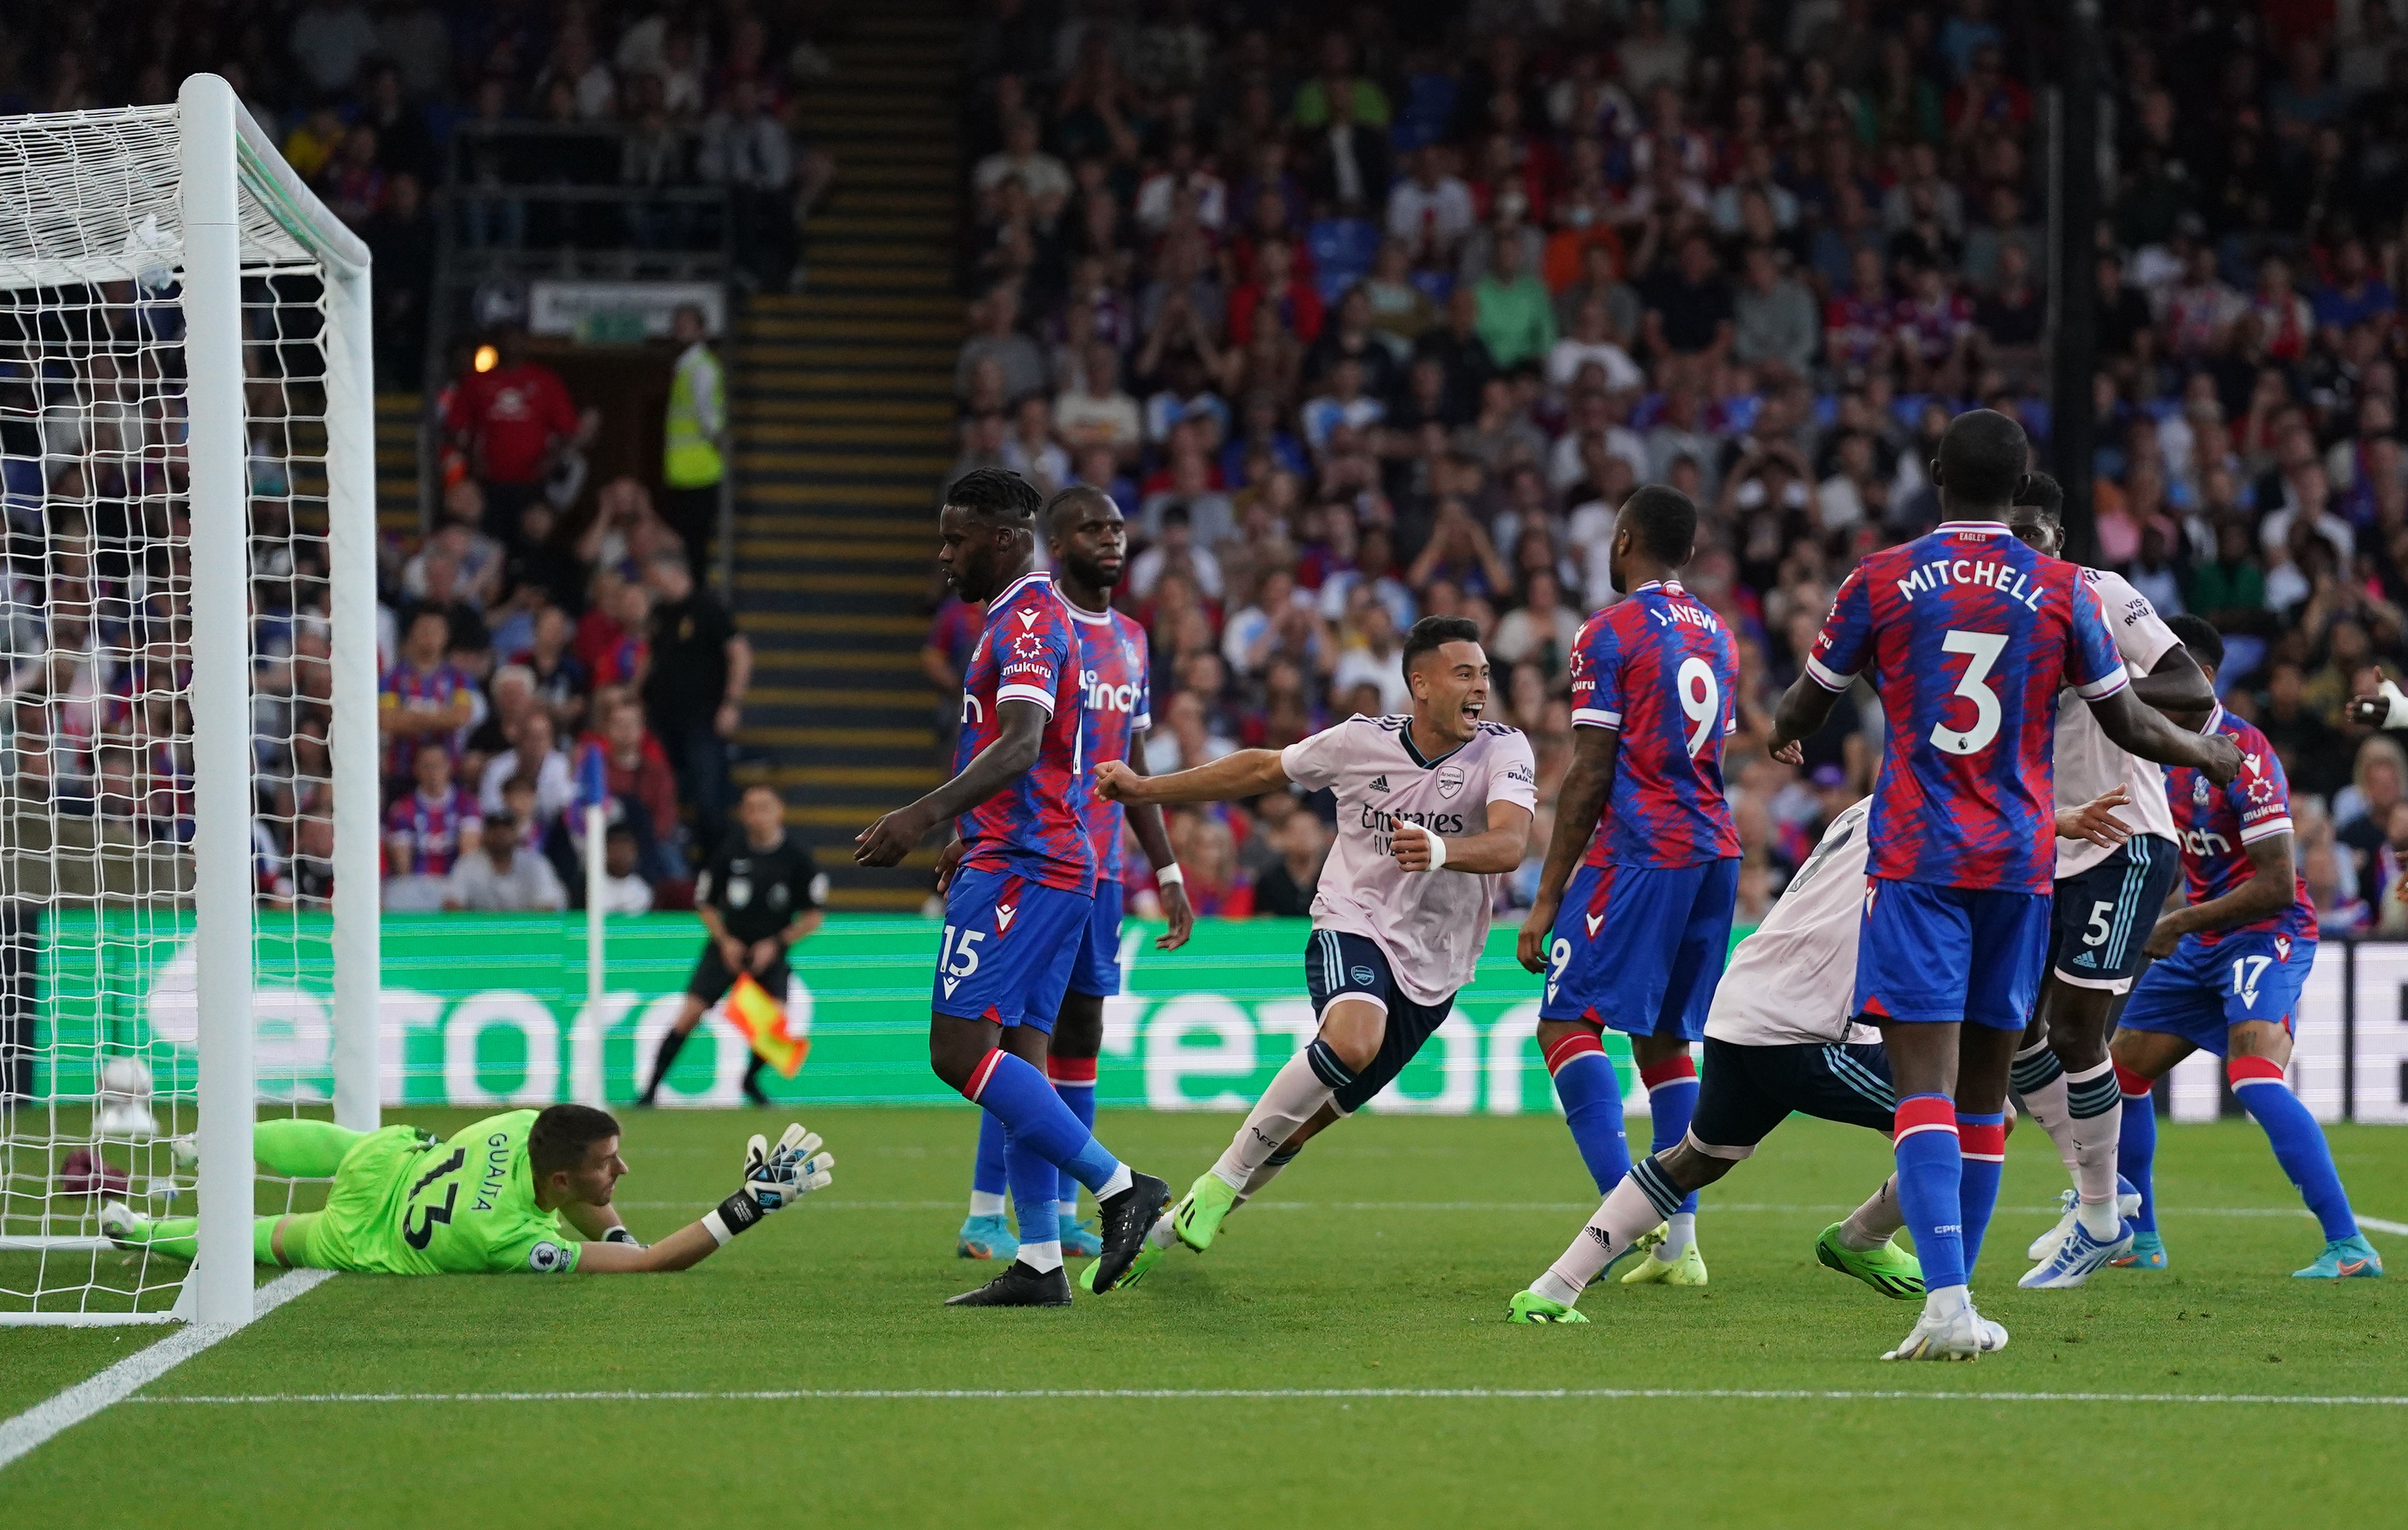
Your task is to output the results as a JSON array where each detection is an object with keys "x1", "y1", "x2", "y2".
[{"x1": 0, "y1": 75, "x2": 378, "y2": 1327}]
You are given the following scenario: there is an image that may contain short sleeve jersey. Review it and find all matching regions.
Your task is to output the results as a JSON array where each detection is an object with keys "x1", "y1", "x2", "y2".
[
  {"x1": 388, "y1": 1110, "x2": 582, "y2": 1276},
  {"x1": 1280, "y1": 715, "x2": 1538, "y2": 1005},
  {"x1": 1706, "y1": 798, "x2": 1884, "y2": 1048},
  {"x1": 694, "y1": 829, "x2": 826, "y2": 944},
  {"x1": 1805, "y1": 520, "x2": 2129, "y2": 894},
  {"x1": 2165, "y1": 705, "x2": 2314, "y2": 949},
  {"x1": 1568, "y1": 579, "x2": 1741, "y2": 869},
  {"x1": 2053, "y1": 567, "x2": 2182, "y2": 878},
  {"x1": 955, "y1": 571, "x2": 1096, "y2": 894},
  {"x1": 1065, "y1": 597, "x2": 1152, "y2": 884},
  {"x1": 384, "y1": 787, "x2": 480, "y2": 875}
]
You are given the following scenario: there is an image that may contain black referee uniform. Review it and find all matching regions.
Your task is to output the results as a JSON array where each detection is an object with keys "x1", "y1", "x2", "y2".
[{"x1": 639, "y1": 829, "x2": 825, "y2": 1105}]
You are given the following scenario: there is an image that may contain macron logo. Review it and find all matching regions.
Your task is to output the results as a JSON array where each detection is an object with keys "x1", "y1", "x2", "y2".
[
  {"x1": 996, "y1": 903, "x2": 1017, "y2": 932},
  {"x1": 1584, "y1": 913, "x2": 1603, "y2": 937},
  {"x1": 1369, "y1": 775, "x2": 1390, "y2": 793},
  {"x1": 1017, "y1": 609, "x2": 1039, "y2": 630},
  {"x1": 942, "y1": 977, "x2": 961, "y2": 998}
]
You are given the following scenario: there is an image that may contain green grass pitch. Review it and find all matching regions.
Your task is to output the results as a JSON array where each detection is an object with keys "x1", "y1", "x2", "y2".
[{"x1": 3, "y1": 1108, "x2": 2401, "y2": 1524}]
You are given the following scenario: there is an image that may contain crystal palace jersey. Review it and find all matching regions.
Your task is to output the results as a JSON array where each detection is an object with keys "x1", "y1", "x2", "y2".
[
  {"x1": 1065, "y1": 594, "x2": 1150, "y2": 884},
  {"x1": 2165, "y1": 705, "x2": 2314, "y2": 948},
  {"x1": 2054, "y1": 567, "x2": 2181, "y2": 879},
  {"x1": 1279, "y1": 715, "x2": 1538, "y2": 1006},
  {"x1": 1806, "y1": 520, "x2": 2127, "y2": 895},
  {"x1": 955, "y1": 570, "x2": 1095, "y2": 894},
  {"x1": 1568, "y1": 578, "x2": 1740, "y2": 869}
]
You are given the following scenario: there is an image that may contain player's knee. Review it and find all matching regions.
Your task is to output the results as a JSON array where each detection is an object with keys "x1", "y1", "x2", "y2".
[
  {"x1": 1323, "y1": 1029, "x2": 1380, "y2": 1074},
  {"x1": 926, "y1": 1028, "x2": 985, "y2": 1092},
  {"x1": 1661, "y1": 1137, "x2": 1735, "y2": 1190},
  {"x1": 1051, "y1": 994, "x2": 1105, "y2": 1059}
]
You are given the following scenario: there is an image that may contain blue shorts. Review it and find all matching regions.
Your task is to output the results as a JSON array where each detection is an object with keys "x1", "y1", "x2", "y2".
[
  {"x1": 1540, "y1": 858, "x2": 1739, "y2": 1042},
  {"x1": 1855, "y1": 878, "x2": 2048, "y2": 1030},
  {"x1": 930, "y1": 867, "x2": 1090, "y2": 1033},
  {"x1": 1302, "y1": 928, "x2": 1457, "y2": 1114},
  {"x1": 2118, "y1": 930, "x2": 2314, "y2": 1057},
  {"x1": 1067, "y1": 880, "x2": 1124, "y2": 998}
]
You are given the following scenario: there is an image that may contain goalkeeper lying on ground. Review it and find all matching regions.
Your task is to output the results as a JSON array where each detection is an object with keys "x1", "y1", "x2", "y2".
[{"x1": 101, "y1": 1105, "x2": 832, "y2": 1274}]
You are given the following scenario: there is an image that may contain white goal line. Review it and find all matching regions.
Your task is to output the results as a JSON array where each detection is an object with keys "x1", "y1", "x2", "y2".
[{"x1": 123, "y1": 1386, "x2": 2408, "y2": 1408}]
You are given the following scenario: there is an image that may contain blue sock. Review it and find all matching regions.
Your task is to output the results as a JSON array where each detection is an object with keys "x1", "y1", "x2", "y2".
[
  {"x1": 965, "y1": 1048, "x2": 1123, "y2": 1195},
  {"x1": 1955, "y1": 1110, "x2": 2006, "y2": 1276},
  {"x1": 2117, "y1": 1070, "x2": 2159, "y2": 1235},
  {"x1": 1546, "y1": 1035, "x2": 1630, "y2": 1195},
  {"x1": 1004, "y1": 1125, "x2": 1062, "y2": 1259},
  {"x1": 1050, "y1": 1059, "x2": 1097, "y2": 1218},
  {"x1": 971, "y1": 1111, "x2": 1009, "y2": 1204},
  {"x1": 1640, "y1": 1056, "x2": 1701, "y2": 1216},
  {"x1": 1892, "y1": 1094, "x2": 1966, "y2": 1291},
  {"x1": 2231, "y1": 1059, "x2": 2357, "y2": 1242}
]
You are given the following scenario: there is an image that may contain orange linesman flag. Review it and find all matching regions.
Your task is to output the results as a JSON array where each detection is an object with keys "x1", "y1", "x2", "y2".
[{"x1": 726, "y1": 972, "x2": 810, "y2": 1078}]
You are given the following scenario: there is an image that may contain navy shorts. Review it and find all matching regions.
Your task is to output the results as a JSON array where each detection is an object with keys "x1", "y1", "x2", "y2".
[
  {"x1": 1540, "y1": 858, "x2": 1739, "y2": 1042},
  {"x1": 931, "y1": 866, "x2": 1089, "y2": 1033},
  {"x1": 1302, "y1": 928, "x2": 1457, "y2": 1115},
  {"x1": 2048, "y1": 836, "x2": 2181, "y2": 995},
  {"x1": 1856, "y1": 878, "x2": 2049, "y2": 1030},
  {"x1": 1690, "y1": 1037, "x2": 1897, "y2": 1155},
  {"x1": 1067, "y1": 879, "x2": 1124, "y2": 998},
  {"x1": 2119, "y1": 930, "x2": 2315, "y2": 1057}
]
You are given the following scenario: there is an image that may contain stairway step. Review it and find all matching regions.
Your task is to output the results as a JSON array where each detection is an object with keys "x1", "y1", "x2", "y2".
[
  {"x1": 741, "y1": 366, "x2": 955, "y2": 391},
  {"x1": 741, "y1": 482, "x2": 937, "y2": 507},
  {"x1": 741, "y1": 611, "x2": 929, "y2": 637},
  {"x1": 734, "y1": 568, "x2": 930, "y2": 595},
  {"x1": 795, "y1": 266, "x2": 956, "y2": 292},
  {"x1": 743, "y1": 532, "x2": 930, "y2": 558},
  {"x1": 740, "y1": 724, "x2": 933, "y2": 749},
  {"x1": 737, "y1": 763, "x2": 945, "y2": 789},
  {"x1": 739, "y1": 423, "x2": 946, "y2": 449},
  {"x1": 738, "y1": 397, "x2": 954, "y2": 423},
  {"x1": 751, "y1": 684, "x2": 931, "y2": 708},
  {"x1": 741, "y1": 316, "x2": 960, "y2": 343},
  {"x1": 747, "y1": 294, "x2": 959, "y2": 322},
  {"x1": 822, "y1": 887, "x2": 935, "y2": 912}
]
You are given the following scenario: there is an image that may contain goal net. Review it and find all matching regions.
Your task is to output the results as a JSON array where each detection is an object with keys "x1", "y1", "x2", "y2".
[{"x1": 0, "y1": 77, "x2": 378, "y2": 1326}]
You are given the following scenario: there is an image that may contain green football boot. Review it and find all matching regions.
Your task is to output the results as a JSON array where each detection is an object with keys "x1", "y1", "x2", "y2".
[
  {"x1": 1621, "y1": 1232, "x2": 1708, "y2": 1286},
  {"x1": 1814, "y1": 1222, "x2": 1925, "y2": 1299},
  {"x1": 1171, "y1": 1172, "x2": 1239, "y2": 1252},
  {"x1": 1506, "y1": 1290, "x2": 1590, "y2": 1324}
]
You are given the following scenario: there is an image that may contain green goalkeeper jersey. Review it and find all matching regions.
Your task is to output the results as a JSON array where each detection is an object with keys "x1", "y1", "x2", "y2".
[{"x1": 316, "y1": 1110, "x2": 582, "y2": 1275}]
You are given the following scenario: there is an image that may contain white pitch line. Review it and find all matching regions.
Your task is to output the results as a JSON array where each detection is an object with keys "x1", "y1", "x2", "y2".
[
  {"x1": 0, "y1": 1268, "x2": 333, "y2": 1473},
  {"x1": 125, "y1": 1386, "x2": 2408, "y2": 1408}
]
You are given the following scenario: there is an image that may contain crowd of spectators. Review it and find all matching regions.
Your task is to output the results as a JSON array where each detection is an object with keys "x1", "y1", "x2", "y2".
[
  {"x1": 379, "y1": 337, "x2": 752, "y2": 913},
  {"x1": 0, "y1": 4, "x2": 843, "y2": 389},
  {"x1": 936, "y1": 0, "x2": 2408, "y2": 932}
]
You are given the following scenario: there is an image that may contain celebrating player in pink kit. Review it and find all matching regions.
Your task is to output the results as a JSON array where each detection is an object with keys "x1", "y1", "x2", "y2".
[
  {"x1": 1516, "y1": 485, "x2": 1738, "y2": 1289},
  {"x1": 1764, "y1": 410, "x2": 2240, "y2": 1361},
  {"x1": 856, "y1": 468, "x2": 1169, "y2": 1307},
  {"x1": 1088, "y1": 615, "x2": 1536, "y2": 1287}
]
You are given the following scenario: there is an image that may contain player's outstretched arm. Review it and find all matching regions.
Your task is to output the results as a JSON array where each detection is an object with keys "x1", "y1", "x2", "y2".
[
  {"x1": 2142, "y1": 831, "x2": 2296, "y2": 957},
  {"x1": 2087, "y1": 687, "x2": 2242, "y2": 782},
  {"x1": 2126, "y1": 645, "x2": 2213, "y2": 712},
  {"x1": 1119, "y1": 744, "x2": 1196, "y2": 950},
  {"x1": 577, "y1": 1125, "x2": 834, "y2": 1274},
  {"x1": 1395, "y1": 801, "x2": 1532, "y2": 874},
  {"x1": 1094, "y1": 749, "x2": 1288, "y2": 806},
  {"x1": 1766, "y1": 672, "x2": 1841, "y2": 764},
  {"x1": 857, "y1": 698, "x2": 1047, "y2": 865},
  {"x1": 1516, "y1": 727, "x2": 1618, "y2": 971}
]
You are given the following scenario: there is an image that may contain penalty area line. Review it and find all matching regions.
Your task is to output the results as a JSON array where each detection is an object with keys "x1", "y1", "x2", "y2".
[
  {"x1": 125, "y1": 1385, "x2": 2408, "y2": 1408},
  {"x1": 0, "y1": 1268, "x2": 333, "y2": 1473}
]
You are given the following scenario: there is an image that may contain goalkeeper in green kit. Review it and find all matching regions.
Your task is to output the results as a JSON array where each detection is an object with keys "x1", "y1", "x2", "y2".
[{"x1": 100, "y1": 1105, "x2": 832, "y2": 1274}]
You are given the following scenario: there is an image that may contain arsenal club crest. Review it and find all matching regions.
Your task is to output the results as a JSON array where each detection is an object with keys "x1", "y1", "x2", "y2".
[{"x1": 1435, "y1": 764, "x2": 1465, "y2": 798}]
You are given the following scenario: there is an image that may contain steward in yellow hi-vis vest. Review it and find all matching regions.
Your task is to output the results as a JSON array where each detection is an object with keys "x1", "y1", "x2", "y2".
[{"x1": 662, "y1": 302, "x2": 726, "y2": 570}]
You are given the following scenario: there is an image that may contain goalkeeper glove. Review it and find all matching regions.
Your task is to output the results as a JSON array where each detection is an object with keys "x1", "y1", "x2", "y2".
[
  {"x1": 602, "y1": 1226, "x2": 645, "y2": 1248},
  {"x1": 2376, "y1": 679, "x2": 2408, "y2": 729},
  {"x1": 702, "y1": 1123, "x2": 834, "y2": 1245}
]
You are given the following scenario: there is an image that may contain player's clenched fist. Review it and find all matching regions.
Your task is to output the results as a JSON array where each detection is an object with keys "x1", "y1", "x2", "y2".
[
  {"x1": 2197, "y1": 734, "x2": 2243, "y2": 785},
  {"x1": 1092, "y1": 759, "x2": 1144, "y2": 802}
]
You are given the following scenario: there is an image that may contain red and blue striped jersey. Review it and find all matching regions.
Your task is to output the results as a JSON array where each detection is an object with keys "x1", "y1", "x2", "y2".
[
  {"x1": 1066, "y1": 595, "x2": 1151, "y2": 884},
  {"x1": 379, "y1": 659, "x2": 473, "y2": 778},
  {"x1": 384, "y1": 786, "x2": 480, "y2": 875},
  {"x1": 2165, "y1": 705, "x2": 2314, "y2": 948},
  {"x1": 1569, "y1": 579, "x2": 1741, "y2": 868},
  {"x1": 955, "y1": 571, "x2": 1096, "y2": 894},
  {"x1": 1806, "y1": 520, "x2": 2128, "y2": 894}
]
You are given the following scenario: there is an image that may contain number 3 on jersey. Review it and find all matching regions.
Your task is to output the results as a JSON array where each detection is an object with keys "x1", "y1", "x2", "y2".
[
  {"x1": 1932, "y1": 630, "x2": 2006, "y2": 755},
  {"x1": 1676, "y1": 656, "x2": 1722, "y2": 757}
]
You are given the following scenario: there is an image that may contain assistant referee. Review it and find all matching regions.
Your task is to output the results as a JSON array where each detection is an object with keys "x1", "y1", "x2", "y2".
[{"x1": 638, "y1": 783, "x2": 826, "y2": 1106}]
